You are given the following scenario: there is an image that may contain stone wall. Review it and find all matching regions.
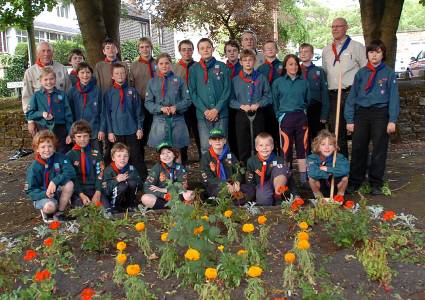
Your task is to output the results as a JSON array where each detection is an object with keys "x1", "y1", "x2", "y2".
[{"x1": 1, "y1": 80, "x2": 425, "y2": 149}]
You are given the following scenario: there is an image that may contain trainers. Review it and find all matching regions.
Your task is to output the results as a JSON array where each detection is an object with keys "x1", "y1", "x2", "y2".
[{"x1": 370, "y1": 186, "x2": 383, "y2": 196}]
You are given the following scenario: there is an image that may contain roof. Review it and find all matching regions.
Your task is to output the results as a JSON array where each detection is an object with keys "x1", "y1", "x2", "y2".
[
  {"x1": 34, "y1": 21, "x2": 80, "y2": 35},
  {"x1": 121, "y1": 3, "x2": 150, "y2": 22}
]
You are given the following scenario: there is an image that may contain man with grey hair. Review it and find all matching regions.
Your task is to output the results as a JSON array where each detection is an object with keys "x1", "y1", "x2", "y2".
[
  {"x1": 322, "y1": 17, "x2": 367, "y2": 157},
  {"x1": 241, "y1": 30, "x2": 265, "y2": 68},
  {"x1": 22, "y1": 41, "x2": 71, "y2": 136}
]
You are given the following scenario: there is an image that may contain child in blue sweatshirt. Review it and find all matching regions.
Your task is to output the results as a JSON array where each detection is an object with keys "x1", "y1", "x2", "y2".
[
  {"x1": 25, "y1": 130, "x2": 75, "y2": 221},
  {"x1": 145, "y1": 53, "x2": 191, "y2": 160},
  {"x1": 344, "y1": 39, "x2": 400, "y2": 195},
  {"x1": 104, "y1": 63, "x2": 147, "y2": 178},
  {"x1": 67, "y1": 62, "x2": 105, "y2": 151},
  {"x1": 26, "y1": 67, "x2": 73, "y2": 154},
  {"x1": 307, "y1": 130, "x2": 349, "y2": 199},
  {"x1": 272, "y1": 54, "x2": 311, "y2": 186}
]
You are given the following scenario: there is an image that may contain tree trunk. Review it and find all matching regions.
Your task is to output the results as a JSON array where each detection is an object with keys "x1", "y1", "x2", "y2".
[
  {"x1": 359, "y1": 0, "x2": 404, "y2": 69},
  {"x1": 72, "y1": 0, "x2": 121, "y2": 65},
  {"x1": 26, "y1": 23, "x2": 36, "y2": 65}
]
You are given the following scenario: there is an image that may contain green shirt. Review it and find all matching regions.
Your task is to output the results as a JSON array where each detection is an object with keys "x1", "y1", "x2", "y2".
[
  {"x1": 200, "y1": 148, "x2": 241, "y2": 185},
  {"x1": 143, "y1": 162, "x2": 188, "y2": 198}
]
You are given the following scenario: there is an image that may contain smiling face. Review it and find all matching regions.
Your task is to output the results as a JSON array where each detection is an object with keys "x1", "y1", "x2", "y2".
[
  {"x1": 208, "y1": 137, "x2": 226, "y2": 153},
  {"x1": 112, "y1": 150, "x2": 129, "y2": 169},
  {"x1": 37, "y1": 42, "x2": 53, "y2": 65},
  {"x1": 138, "y1": 42, "x2": 152, "y2": 59},
  {"x1": 103, "y1": 43, "x2": 118, "y2": 60},
  {"x1": 285, "y1": 57, "x2": 299, "y2": 76},
  {"x1": 255, "y1": 137, "x2": 273, "y2": 159},
  {"x1": 40, "y1": 72, "x2": 56, "y2": 92},
  {"x1": 77, "y1": 67, "x2": 92, "y2": 85},
  {"x1": 319, "y1": 137, "x2": 336, "y2": 157},
  {"x1": 331, "y1": 18, "x2": 348, "y2": 41},
  {"x1": 111, "y1": 67, "x2": 127, "y2": 84},
  {"x1": 159, "y1": 148, "x2": 175, "y2": 165},
  {"x1": 37, "y1": 140, "x2": 55, "y2": 160},
  {"x1": 74, "y1": 132, "x2": 90, "y2": 148},
  {"x1": 198, "y1": 41, "x2": 214, "y2": 60},
  {"x1": 368, "y1": 48, "x2": 384, "y2": 65},
  {"x1": 157, "y1": 57, "x2": 171, "y2": 74}
]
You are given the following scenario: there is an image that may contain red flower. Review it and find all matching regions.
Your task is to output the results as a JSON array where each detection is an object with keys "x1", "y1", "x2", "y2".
[
  {"x1": 333, "y1": 194, "x2": 344, "y2": 203},
  {"x1": 34, "y1": 269, "x2": 51, "y2": 282},
  {"x1": 80, "y1": 287, "x2": 96, "y2": 300},
  {"x1": 343, "y1": 200, "x2": 355, "y2": 209},
  {"x1": 95, "y1": 200, "x2": 102, "y2": 207},
  {"x1": 383, "y1": 210, "x2": 396, "y2": 221},
  {"x1": 43, "y1": 237, "x2": 53, "y2": 247},
  {"x1": 49, "y1": 220, "x2": 61, "y2": 230},
  {"x1": 290, "y1": 202, "x2": 299, "y2": 212},
  {"x1": 294, "y1": 198, "x2": 304, "y2": 206},
  {"x1": 277, "y1": 185, "x2": 289, "y2": 194},
  {"x1": 164, "y1": 193, "x2": 171, "y2": 201},
  {"x1": 23, "y1": 249, "x2": 37, "y2": 261}
]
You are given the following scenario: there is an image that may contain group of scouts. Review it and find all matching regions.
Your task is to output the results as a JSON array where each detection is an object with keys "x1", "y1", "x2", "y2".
[{"x1": 24, "y1": 27, "x2": 400, "y2": 222}]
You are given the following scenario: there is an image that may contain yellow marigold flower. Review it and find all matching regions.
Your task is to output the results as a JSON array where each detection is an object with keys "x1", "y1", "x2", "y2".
[
  {"x1": 184, "y1": 248, "x2": 200, "y2": 261},
  {"x1": 217, "y1": 245, "x2": 224, "y2": 252},
  {"x1": 126, "y1": 264, "x2": 141, "y2": 276},
  {"x1": 205, "y1": 267, "x2": 218, "y2": 280},
  {"x1": 242, "y1": 223, "x2": 255, "y2": 233},
  {"x1": 194, "y1": 225, "x2": 204, "y2": 235},
  {"x1": 297, "y1": 239, "x2": 311, "y2": 250},
  {"x1": 135, "y1": 222, "x2": 145, "y2": 232},
  {"x1": 224, "y1": 210, "x2": 233, "y2": 218},
  {"x1": 247, "y1": 266, "x2": 263, "y2": 278},
  {"x1": 284, "y1": 252, "x2": 296, "y2": 264},
  {"x1": 116, "y1": 241, "x2": 127, "y2": 252},
  {"x1": 237, "y1": 249, "x2": 247, "y2": 256},
  {"x1": 201, "y1": 215, "x2": 209, "y2": 221},
  {"x1": 298, "y1": 221, "x2": 309, "y2": 230},
  {"x1": 161, "y1": 232, "x2": 168, "y2": 242},
  {"x1": 297, "y1": 231, "x2": 309, "y2": 241},
  {"x1": 116, "y1": 253, "x2": 127, "y2": 265},
  {"x1": 257, "y1": 215, "x2": 267, "y2": 225}
]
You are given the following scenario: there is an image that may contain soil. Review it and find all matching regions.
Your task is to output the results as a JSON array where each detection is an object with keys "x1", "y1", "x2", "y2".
[{"x1": 0, "y1": 141, "x2": 424, "y2": 299}]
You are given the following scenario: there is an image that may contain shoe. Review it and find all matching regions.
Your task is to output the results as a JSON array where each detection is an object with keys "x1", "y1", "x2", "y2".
[{"x1": 370, "y1": 186, "x2": 383, "y2": 196}]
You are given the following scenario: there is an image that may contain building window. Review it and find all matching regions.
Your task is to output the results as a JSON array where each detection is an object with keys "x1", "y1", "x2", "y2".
[
  {"x1": 158, "y1": 27, "x2": 164, "y2": 45},
  {"x1": 56, "y1": 4, "x2": 70, "y2": 18},
  {"x1": 15, "y1": 29, "x2": 28, "y2": 43},
  {"x1": 141, "y1": 22, "x2": 149, "y2": 38},
  {"x1": 35, "y1": 30, "x2": 47, "y2": 43},
  {"x1": 48, "y1": 32, "x2": 59, "y2": 41}
]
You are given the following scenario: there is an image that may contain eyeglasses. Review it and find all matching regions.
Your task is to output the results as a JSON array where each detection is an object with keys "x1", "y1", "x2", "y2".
[{"x1": 331, "y1": 25, "x2": 347, "y2": 29}]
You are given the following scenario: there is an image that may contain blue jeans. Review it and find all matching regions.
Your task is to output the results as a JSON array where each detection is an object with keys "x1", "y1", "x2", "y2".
[{"x1": 198, "y1": 117, "x2": 228, "y2": 154}]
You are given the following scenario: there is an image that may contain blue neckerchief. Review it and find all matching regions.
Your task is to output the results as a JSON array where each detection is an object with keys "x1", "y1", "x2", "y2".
[
  {"x1": 119, "y1": 164, "x2": 129, "y2": 174},
  {"x1": 80, "y1": 77, "x2": 96, "y2": 93},
  {"x1": 320, "y1": 154, "x2": 333, "y2": 166},
  {"x1": 205, "y1": 57, "x2": 217, "y2": 70},
  {"x1": 247, "y1": 70, "x2": 259, "y2": 103},
  {"x1": 333, "y1": 36, "x2": 352, "y2": 66},
  {"x1": 218, "y1": 144, "x2": 230, "y2": 182}
]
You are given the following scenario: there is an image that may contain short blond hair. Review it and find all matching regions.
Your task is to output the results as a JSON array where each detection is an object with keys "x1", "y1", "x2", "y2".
[
  {"x1": 311, "y1": 129, "x2": 338, "y2": 154},
  {"x1": 255, "y1": 132, "x2": 274, "y2": 147},
  {"x1": 39, "y1": 67, "x2": 56, "y2": 80}
]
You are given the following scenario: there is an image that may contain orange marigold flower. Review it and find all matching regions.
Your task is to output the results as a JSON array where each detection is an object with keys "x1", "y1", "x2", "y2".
[
  {"x1": 135, "y1": 222, "x2": 145, "y2": 232},
  {"x1": 257, "y1": 215, "x2": 267, "y2": 225},
  {"x1": 297, "y1": 231, "x2": 309, "y2": 241},
  {"x1": 298, "y1": 221, "x2": 309, "y2": 230},
  {"x1": 49, "y1": 220, "x2": 61, "y2": 230},
  {"x1": 237, "y1": 249, "x2": 248, "y2": 256},
  {"x1": 231, "y1": 191, "x2": 245, "y2": 200},
  {"x1": 116, "y1": 241, "x2": 127, "y2": 252},
  {"x1": 194, "y1": 225, "x2": 204, "y2": 235},
  {"x1": 126, "y1": 264, "x2": 141, "y2": 276},
  {"x1": 204, "y1": 267, "x2": 218, "y2": 280},
  {"x1": 23, "y1": 249, "x2": 37, "y2": 261},
  {"x1": 294, "y1": 197, "x2": 304, "y2": 206},
  {"x1": 161, "y1": 232, "x2": 168, "y2": 242},
  {"x1": 297, "y1": 239, "x2": 311, "y2": 250},
  {"x1": 43, "y1": 237, "x2": 53, "y2": 247},
  {"x1": 247, "y1": 265, "x2": 263, "y2": 278},
  {"x1": 284, "y1": 252, "x2": 296, "y2": 264},
  {"x1": 277, "y1": 185, "x2": 289, "y2": 193},
  {"x1": 242, "y1": 223, "x2": 255, "y2": 233},
  {"x1": 343, "y1": 200, "x2": 355, "y2": 209},
  {"x1": 34, "y1": 269, "x2": 51, "y2": 282},
  {"x1": 333, "y1": 194, "x2": 344, "y2": 203},
  {"x1": 383, "y1": 210, "x2": 396, "y2": 221},
  {"x1": 224, "y1": 210, "x2": 233, "y2": 218},
  {"x1": 184, "y1": 248, "x2": 200, "y2": 261},
  {"x1": 116, "y1": 253, "x2": 127, "y2": 265},
  {"x1": 95, "y1": 200, "x2": 102, "y2": 207},
  {"x1": 164, "y1": 193, "x2": 171, "y2": 201},
  {"x1": 80, "y1": 287, "x2": 96, "y2": 300}
]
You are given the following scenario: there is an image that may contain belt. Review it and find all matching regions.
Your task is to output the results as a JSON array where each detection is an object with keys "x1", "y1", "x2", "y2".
[{"x1": 329, "y1": 86, "x2": 351, "y2": 93}]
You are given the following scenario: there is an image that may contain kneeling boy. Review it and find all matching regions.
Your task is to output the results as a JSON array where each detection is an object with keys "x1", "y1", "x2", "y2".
[
  {"x1": 245, "y1": 132, "x2": 288, "y2": 206},
  {"x1": 26, "y1": 130, "x2": 75, "y2": 221}
]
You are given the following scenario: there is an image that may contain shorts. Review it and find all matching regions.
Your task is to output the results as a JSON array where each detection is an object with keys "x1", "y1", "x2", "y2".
[{"x1": 33, "y1": 198, "x2": 58, "y2": 210}]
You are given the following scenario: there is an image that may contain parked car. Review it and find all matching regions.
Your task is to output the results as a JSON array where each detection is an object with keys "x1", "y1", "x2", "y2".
[{"x1": 407, "y1": 50, "x2": 425, "y2": 77}]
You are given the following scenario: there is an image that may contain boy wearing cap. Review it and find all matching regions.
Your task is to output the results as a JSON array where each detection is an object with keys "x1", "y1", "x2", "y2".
[
  {"x1": 141, "y1": 141, "x2": 194, "y2": 209},
  {"x1": 200, "y1": 128, "x2": 254, "y2": 204}
]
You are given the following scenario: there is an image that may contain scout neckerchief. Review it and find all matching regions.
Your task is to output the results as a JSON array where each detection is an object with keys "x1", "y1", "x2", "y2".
[
  {"x1": 112, "y1": 81, "x2": 127, "y2": 112},
  {"x1": 139, "y1": 56, "x2": 154, "y2": 78},
  {"x1": 265, "y1": 59, "x2": 275, "y2": 83},
  {"x1": 72, "y1": 144, "x2": 91, "y2": 184},
  {"x1": 301, "y1": 63, "x2": 315, "y2": 80},
  {"x1": 104, "y1": 57, "x2": 118, "y2": 63},
  {"x1": 158, "y1": 71, "x2": 173, "y2": 99},
  {"x1": 364, "y1": 61, "x2": 385, "y2": 93},
  {"x1": 35, "y1": 59, "x2": 53, "y2": 68},
  {"x1": 75, "y1": 78, "x2": 95, "y2": 109},
  {"x1": 70, "y1": 69, "x2": 78, "y2": 78},
  {"x1": 239, "y1": 70, "x2": 259, "y2": 103},
  {"x1": 332, "y1": 36, "x2": 351, "y2": 66},
  {"x1": 226, "y1": 60, "x2": 240, "y2": 79},
  {"x1": 209, "y1": 144, "x2": 229, "y2": 181},
  {"x1": 35, "y1": 153, "x2": 54, "y2": 190},
  {"x1": 199, "y1": 57, "x2": 217, "y2": 84},
  {"x1": 111, "y1": 162, "x2": 129, "y2": 175},
  {"x1": 178, "y1": 59, "x2": 194, "y2": 85},
  {"x1": 161, "y1": 162, "x2": 176, "y2": 182},
  {"x1": 257, "y1": 152, "x2": 276, "y2": 188},
  {"x1": 44, "y1": 89, "x2": 54, "y2": 114}
]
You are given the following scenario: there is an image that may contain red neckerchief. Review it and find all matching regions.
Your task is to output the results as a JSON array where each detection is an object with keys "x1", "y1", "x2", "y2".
[
  {"x1": 161, "y1": 162, "x2": 175, "y2": 181},
  {"x1": 226, "y1": 60, "x2": 237, "y2": 79},
  {"x1": 157, "y1": 71, "x2": 168, "y2": 99},
  {"x1": 70, "y1": 69, "x2": 77, "y2": 77},
  {"x1": 178, "y1": 59, "x2": 190, "y2": 85},
  {"x1": 364, "y1": 61, "x2": 384, "y2": 92},
  {"x1": 104, "y1": 57, "x2": 117, "y2": 63},
  {"x1": 331, "y1": 36, "x2": 351, "y2": 65},
  {"x1": 300, "y1": 64, "x2": 308, "y2": 80},
  {"x1": 110, "y1": 161, "x2": 127, "y2": 175},
  {"x1": 209, "y1": 147, "x2": 221, "y2": 179},
  {"x1": 257, "y1": 153, "x2": 269, "y2": 188},
  {"x1": 139, "y1": 56, "x2": 154, "y2": 78},
  {"x1": 265, "y1": 60, "x2": 274, "y2": 83},
  {"x1": 199, "y1": 59, "x2": 209, "y2": 84},
  {"x1": 75, "y1": 80, "x2": 88, "y2": 108},
  {"x1": 238, "y1": 70, "x2": 255, "y2": 84},
  {"x1": 113, "y1": 81, "x2": 125, "y2": 112},
  {"x1": 72, "y1": 144, "x2": 89, "y2": 184},
  {"x1": 35, "y1": 154, "x2": 50, "y2": 190},
  {"x1": 44, "y1": 90, "x2": 53, "y2": 114},
  {"x1": 36, "y1": 58, "x2": 45, "y2": 68}
]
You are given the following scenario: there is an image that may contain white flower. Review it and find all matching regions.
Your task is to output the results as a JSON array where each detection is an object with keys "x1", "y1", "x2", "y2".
[
  {"x1": 367, "y1": 205, "x2": 384, "y2": 219},
  {"x1": 394, "y1": 213, "x2": 417, "y2": 229}
]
